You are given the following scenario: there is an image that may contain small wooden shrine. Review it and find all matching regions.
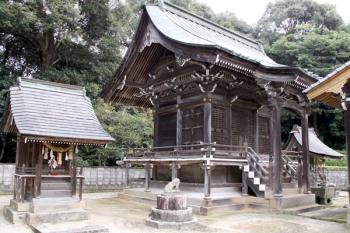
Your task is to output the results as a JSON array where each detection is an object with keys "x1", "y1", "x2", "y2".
[
  {"x1": 1, "y1": 78, "x2": 114, "y2": 225},
  {"x1": 284, "y1": 125, "x2": 343, "y2": 185},
  {"x1": 105, "y1": 0, "x2": 318, "y2": 208}
]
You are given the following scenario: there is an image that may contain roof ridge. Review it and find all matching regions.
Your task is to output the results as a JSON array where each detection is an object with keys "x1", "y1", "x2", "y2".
[
  {"x1": 16, "y1": 78, "x2": 85, "y2": 96},
  {"x1": 20, "y1": 78, "x2": 84, "y2": 91},
  {"x1": 161, "y1": 0, "x2": 261, "y2": 50}
]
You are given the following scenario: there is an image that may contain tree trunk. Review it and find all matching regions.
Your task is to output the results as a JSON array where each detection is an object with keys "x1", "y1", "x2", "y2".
[{"x1": 40, "y1": 30, "x2": 57, "y2": 71}]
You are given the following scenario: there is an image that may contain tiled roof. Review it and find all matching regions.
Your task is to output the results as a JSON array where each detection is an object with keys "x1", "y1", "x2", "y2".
[{"x1": 1, "y1": 78, "x2": 114, "y2": 144}]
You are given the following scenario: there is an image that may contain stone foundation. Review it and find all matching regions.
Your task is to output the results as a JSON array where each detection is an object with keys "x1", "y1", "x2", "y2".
[{"x1": 146, "y1": 194, "x2": 196, "y2": 229}]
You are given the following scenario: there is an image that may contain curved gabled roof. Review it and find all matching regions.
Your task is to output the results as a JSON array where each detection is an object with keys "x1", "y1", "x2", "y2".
[
  {"x1": 146, "y1": 2, "x2": 283, "y2": 68},
  {"x1": 1, "y1": 78, "x2": 115, "y2": 145},
  {"x1": 285, "y1": 125, "x2": 343, "y2": 159}
]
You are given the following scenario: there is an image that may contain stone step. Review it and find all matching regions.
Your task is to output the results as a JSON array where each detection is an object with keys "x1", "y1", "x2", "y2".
[
  {"x1": 26, "y1": 210, "x2": 88, "y2": 225},
  {"x1": 199, "y1": 203, "x2": 245, "y2": 215},
  {"x1": 30, "y1": 198, "x2": 84, "y2": 213},
  {"x1": 41, "y1": 182, "x2": 71, "y2": 190},
  {"x1": 270, "y1": 194, "x2": 316, "y2": 209},
  {"x1": 30, "y1": 221, "x2": 108, "y2": 233},
  {"x1": 282, "y1": 204, "x2": 325, "y2": 215},
  {"x1": 41, "y1": 190, "x2": 72, "y2": 198}
]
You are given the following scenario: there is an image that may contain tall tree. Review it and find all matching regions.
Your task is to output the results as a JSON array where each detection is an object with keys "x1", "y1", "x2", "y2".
[{"x1": 256, "y1": 0, "x2": 343, "y2": 44}]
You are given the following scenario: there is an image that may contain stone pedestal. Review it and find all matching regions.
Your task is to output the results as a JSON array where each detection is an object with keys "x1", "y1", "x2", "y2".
[
  {"x1": 311, "y1": 186, "x2": 335, "y2": 204},
  {"x1": 146, "y1": 194, "x2": 196, "y2": 229}
]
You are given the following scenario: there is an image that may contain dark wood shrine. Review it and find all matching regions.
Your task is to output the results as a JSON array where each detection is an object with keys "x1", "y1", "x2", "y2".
[
  {"x1": 105, "y1": 1, "x2": 318, "y2": 199},
  {"x1": 1, "y1": 78, "x2": 114, "y2": 207}
]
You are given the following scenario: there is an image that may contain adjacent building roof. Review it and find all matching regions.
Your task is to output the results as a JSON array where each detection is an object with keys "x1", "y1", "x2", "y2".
[
  {"x1": 305, "y1": 61, "x2": 350, "y2": 108},
  {"x1": 284, "y1": 125, "x2": 343, "y2": 159},
  {"x1": 1, "y1": 78, "x2": 115, "y2": 145}
]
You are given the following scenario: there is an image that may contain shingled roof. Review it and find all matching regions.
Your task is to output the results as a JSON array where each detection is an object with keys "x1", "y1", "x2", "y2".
[{"x1": 1, "y1": 78, "x2": 114, "y2": 145}]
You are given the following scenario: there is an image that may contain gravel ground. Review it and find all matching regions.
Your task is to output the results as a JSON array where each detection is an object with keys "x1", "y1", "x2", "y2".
[{"x1": 0, "y1": 193, "x2": 349, "y2": 233}]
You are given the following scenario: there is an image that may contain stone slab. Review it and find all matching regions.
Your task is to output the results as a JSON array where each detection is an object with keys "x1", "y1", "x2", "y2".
[
  {"x1": 31, "y1": 221, "x2": 109, "y2": 233},
  {"x1": 26, "y1": 210, "x2": 89, "y2": 225}
]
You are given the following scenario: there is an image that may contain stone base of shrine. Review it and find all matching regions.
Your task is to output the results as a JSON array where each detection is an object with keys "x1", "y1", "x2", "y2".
[
  {"x1": 3, "y1": 199, "x2": 31, "y2": 224},
  {"x1": 25, "y1": 197, "x2": 88, "y2": 225}
]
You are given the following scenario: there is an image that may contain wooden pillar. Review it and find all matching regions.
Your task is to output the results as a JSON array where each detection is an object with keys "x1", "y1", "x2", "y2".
[
  {"x1": 255, "y1": 110, "x2": 260, "y2": 152},
  {"x1": 297, "y1": 155, "x2": 303, "y2": 190},
  {"x1": 301, "y1": 108, "x2": 311, "y2": 193},
  {"x1": 36, "y1": 142, "x2": 43, "y2": 197},
  {"x1": 342, "y1": 83, "x2": 350, "y2": 206},
  {"x1": 242, "y1": 167, "x2": 248, "y2": 196},
  {"x1": 203, "y1": 164, "x2": 212, "y2": 198},
  {"x1": 270, "y1": 101, "x2": 282, "y2": 197},
  {"x1": 203, "y1": 101, "x2": 212, "y2": 143}
]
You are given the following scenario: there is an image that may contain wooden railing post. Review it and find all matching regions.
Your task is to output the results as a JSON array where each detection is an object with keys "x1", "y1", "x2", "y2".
[{"x1": 79, "y1": 167, "x2": 83, "y2": 200}]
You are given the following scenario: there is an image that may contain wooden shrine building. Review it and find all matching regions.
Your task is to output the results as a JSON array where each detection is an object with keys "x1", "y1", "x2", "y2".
[
  {"x1": 104, "y1": 0, "x2": 319, "y2": 208},
  {"x1": 1, "y1": 78, "x2": 114, "y2": 225},
  {"x1": 284, "y1": 125, "x2": 343, "y2": 185}
]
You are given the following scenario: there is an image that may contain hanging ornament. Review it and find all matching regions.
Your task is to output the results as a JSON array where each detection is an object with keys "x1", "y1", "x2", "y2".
[
  {"x1": 75, "y1": 145, "x2": 79, "y2": 154},
  {"x1": 41, "y1": 146, "x2": 45, "y2": 155},
  {"x1": 65, "y1": 152, "x2": 68, "y2": 161},
  {"x1": 44, "y1": 147, "x2": 49, "y2": 160},
  {"x1": 57, "y1": 152, "x2": 62, "y2": 165},
  {"x1": 50, "y1": 149, "x2": 53, "y2": 157},
  {"x1": 68, "y1": 149, "x2": 73, "y2": 160}
]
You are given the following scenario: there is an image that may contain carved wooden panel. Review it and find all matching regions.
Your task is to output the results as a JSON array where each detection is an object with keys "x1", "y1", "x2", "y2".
[{"x1": 182, "y1": 106, "x2": 204, "y2": 144}]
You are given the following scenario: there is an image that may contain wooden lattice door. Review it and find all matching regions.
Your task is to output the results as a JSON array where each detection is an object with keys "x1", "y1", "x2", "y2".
[
  {"x1": 182, "y1": 106, "x2": 204, "y2": 144},
  {"x1": 212, "y1": 106, "x2": 228, "y2": 144},
  {"x1": 231, "y1": 109, "x2": 255, "y2": 147}
]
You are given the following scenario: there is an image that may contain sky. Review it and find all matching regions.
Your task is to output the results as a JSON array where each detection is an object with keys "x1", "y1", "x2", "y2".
[{"x1": 199, "y1": 0, "x2": 350, "y2": 25}]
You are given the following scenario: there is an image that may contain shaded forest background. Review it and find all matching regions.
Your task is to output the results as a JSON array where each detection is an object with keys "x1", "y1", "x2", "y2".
[{"x1": 0, "y1": 0, "x2": 349, "y2": 166}]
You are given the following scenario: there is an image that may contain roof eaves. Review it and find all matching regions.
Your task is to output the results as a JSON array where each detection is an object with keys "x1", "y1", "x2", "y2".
[{"x1": 304, "y1": 60, "x2": 350, "y2": 93}]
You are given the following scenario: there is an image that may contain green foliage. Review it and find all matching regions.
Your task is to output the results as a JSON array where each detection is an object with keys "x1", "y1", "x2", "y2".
[
  {"x1": 325, "y1": 152, "x2": 347, "y2": 167},
  {"x1": 78, "y1": 99, "x2": 153, "y2": 166},
  {"x1": 266, "y1": 29, "x2": 350, "y2": 76},
  {"x1": 256, "y1": 0, "x2": 343, "y2": 44}
]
